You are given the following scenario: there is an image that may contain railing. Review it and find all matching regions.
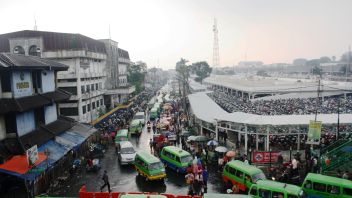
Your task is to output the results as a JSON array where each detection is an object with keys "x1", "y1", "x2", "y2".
[
  {"x1": 321, "y1": 138, "x2": 350, "y2": 155},
  {"x1": 321, "y1": 139, "x2": 352, "y2": 172},
  {"x1": 90, "y1": 102, "x2": 133, "y2": 126}
]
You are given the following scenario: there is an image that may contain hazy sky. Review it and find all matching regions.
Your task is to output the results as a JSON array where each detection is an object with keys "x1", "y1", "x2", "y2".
[{"x1": 1, "y1": 0, "x2": 352, "y2": 69}]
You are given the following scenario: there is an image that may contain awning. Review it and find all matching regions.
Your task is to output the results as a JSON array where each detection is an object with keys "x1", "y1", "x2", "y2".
[
  {"x1": 55, "y1": 131, "x2": 86, "y2": 150},
  {"x1": 38, "y1": 140, "x2": 70, "y2": 164},
  {"x1": 67, "y1": 123, "x2": 97, "y2": 138},
  {"x1": 20, "y1": 127, "x2": 55, "y2": 150},
  {"x1": 0, "y1": 153, "x2": 47, "y2": 180},
  {"x1": 45, "y1": 117, "x2": 74, "y2": 135}
]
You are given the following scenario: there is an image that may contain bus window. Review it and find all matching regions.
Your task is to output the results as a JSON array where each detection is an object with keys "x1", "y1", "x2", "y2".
[
  {"x1": 327, "y1": 185, "x2": 340, "y2": 195},
  {"x1": 176, "y1": 156, "x2": 181, "y2": 163},
  {"x1": 259, "y1": 189, "x2": 271, "y2": 198},
  {"x1": 228, "y1": 167, "x2": 237, "y2": 175},
  {"x1": 313, "y1": 182, "x2": 326, "y2": 192},
  {"x1": 249, "y1": 186, "x2": 257, "y2": 196},
  {"x1": 272, "y1": 191, "x2": 284, "y2": 198},
  {"x1": 343, "y1": 187, "x2": 352, "y2": 196},
  {"x1": 245, "y1": 174, "x2": 252, "y2": 183},
  {"x1": 235, "y1": 170, "x2": 243, "y2": 179},
  {"x1": 304, "y1": 180, "x2": 312, "y2": 189}
]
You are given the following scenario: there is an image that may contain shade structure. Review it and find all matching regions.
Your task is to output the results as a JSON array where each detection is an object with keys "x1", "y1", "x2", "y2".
[
  {"x1": 215, "y1": 146, "x2": 228, "y2": 153},
  {"x1": 226, "y1": 150, "x2": 236, "y2": 157},
  {"x1": 187, "y1": 136, "x2": 197, "y2": 141},
  {"x1": 207, "y1": 140, "x2": 219, "y2": 146},
  {"x1": 180, "y1": 131, "x2": 192, "y2": 137},
  {"x1": 194, "y1": 136, "x2": 210, "y2": 142}
]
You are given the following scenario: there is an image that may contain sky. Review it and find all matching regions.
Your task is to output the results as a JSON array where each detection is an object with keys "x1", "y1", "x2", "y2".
[{"x1": 0, "y1": 0, "x2": 352, "y2": 69}]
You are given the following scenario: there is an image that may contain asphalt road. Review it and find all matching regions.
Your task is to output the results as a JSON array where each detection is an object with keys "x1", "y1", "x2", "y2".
[{"x1": 52, "y1": 125, "x2": 225, "y2": 196}]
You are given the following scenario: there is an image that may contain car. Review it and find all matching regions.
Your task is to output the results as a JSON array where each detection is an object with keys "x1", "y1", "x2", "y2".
[
  {"x1": 117, "y1": 141, "x2": 136, "y2": 165},
  {"x1": 134, "y1": 112, "x2": 145, "y2": 126}
]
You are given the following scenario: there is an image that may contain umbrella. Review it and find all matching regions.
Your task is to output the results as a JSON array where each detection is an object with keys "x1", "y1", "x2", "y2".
[
  {"x1": 180, "y1": 131, "x2": 192, "y2": 137},
  {"x1": 207, "y1": 140, "x2": 219, "y2": 146},
  {"x1": 215, "y1": 146, "x2": 228, "y2": 153},
  {"x1": 194, "y1": 136, "x2": 209, "y2": 142},
  {"x1": 226, "y1": 150, "x2": 236, "y2": 158},
  {"x1": 187, "y1": 136, "x2": 197, "y2": 141}
]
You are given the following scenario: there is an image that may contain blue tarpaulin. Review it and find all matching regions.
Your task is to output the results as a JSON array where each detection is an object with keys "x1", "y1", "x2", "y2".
[
  {"x1": 56, "y1": 131, "x2": 86, "y2": 150},
  {"x1": 38, "y1": 140, "x2": 70, "y2": 164}
]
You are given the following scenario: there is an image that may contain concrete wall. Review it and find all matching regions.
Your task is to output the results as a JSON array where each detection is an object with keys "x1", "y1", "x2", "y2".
[
  {"x1": 45, "y1": 103, "x2": 57, "y2": 124},
  {"x1": 41, "y1": 70, "x2": 55, "y2": 93},
  {"x1": 16, "y1": 111, "x2": 35, "y2": 136}
]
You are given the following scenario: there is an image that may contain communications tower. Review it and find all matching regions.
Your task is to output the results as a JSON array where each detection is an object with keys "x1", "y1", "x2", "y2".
[{"x1": 213, "y1": 18, "x2": 220, "y2": 67}]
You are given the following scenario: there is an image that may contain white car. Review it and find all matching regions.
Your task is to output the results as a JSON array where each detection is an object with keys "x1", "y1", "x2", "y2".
[
  {"x1": 134, "y1": 112, "x2": 145, "y2": 126},
  {"x1": 117, "y1": 141, "x2": 136, "y2": 165}
]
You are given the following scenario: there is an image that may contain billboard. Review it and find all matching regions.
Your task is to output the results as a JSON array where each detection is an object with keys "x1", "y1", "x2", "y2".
[
  {"x1": 26, "y1": 145, "x2": 39, "y2": 166},
  {"x1": 306, "y1": 120, "x2": 322, "y2": 145},
  {"x1": 252, "y1": 151, "x2": 279, "y2": 164}
]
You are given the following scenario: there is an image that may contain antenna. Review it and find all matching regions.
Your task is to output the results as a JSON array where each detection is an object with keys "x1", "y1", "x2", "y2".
[
  {"x1": 213, "y1": 18, "x2": 220, "y2": 67},
  {"x1": 34, "y1": 14, "x2": 38, "y2": 31}
]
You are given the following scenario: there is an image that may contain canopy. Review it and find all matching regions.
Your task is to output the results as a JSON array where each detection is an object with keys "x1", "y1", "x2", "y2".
[
  {"x1": 38, "y1": 140, "x2": 70, "y2": 164},
  {"x1": 188, "y1": 91, "x2": 352, "y2": 126},
  {"x1": 56, "y1": 131, "x2": 86, "y2": 150}
]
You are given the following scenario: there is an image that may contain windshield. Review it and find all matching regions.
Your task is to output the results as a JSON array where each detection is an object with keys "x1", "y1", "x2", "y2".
[
  {"x1": 252, "y1": 172, "x2": 266, "y2": 183},
  {"x1": 148, "y1": 162, "x2": 164, "y2": 170},
  {"x1": 121, "y1": 147, "x2": 135, "y2": 154},
  {"x1": 180, "y1": 155, "x2": 193, "y2": 163},
  {"x1": 134, "y1": 115, "x2": 144, "y2": 119}
]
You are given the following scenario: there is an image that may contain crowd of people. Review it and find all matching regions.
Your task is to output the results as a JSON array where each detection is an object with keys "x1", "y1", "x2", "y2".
[{"x1": 208, "y1": 90, "x2": 352, "y2": 115}]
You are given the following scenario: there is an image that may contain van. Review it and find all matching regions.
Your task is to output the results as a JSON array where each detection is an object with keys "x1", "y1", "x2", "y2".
[
  {"x1": 129, "y1": 119, "x2": 143, "y2": 135},
  {"x1": 134, "y1": 151, "x2": 166, "y2": 181},
  {"x1": 302, "y1": 173, "x2": 352, "y2": 198},
  {"x1": 160, "y1": 146, "x2": 193, "y2": 174},
  {"x1": 150, "y1": 108, "x2": 158, "y2": 120},
  {"x1": 115, "y1": 129, "x2": 129, "y2": 143},
  {"x1": 223, "y1": 160, "x2": 266, "y2": 192},
  {"x1": 134, "y1": 112, "x2": 145, "y2": 126},
  {"x1": 249, "y1": 180, "x2": 306, "y2": 198},
  {"x1": 117, "y1": 141, "x2": 136, "y2": 165}
]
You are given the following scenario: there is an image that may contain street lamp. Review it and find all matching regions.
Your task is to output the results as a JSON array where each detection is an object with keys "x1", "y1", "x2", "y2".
[
  {"x1": 289, "y1": 146, "x2": 292, "y2": 162},
  {"x1": 269, "y1": 147, "x2": 272, "y2": 169},
  {"x1": 249, "y1": 148, "x2": 252, "y2": 163}
]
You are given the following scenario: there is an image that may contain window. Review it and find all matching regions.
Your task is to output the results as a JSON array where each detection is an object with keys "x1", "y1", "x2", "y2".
[
  {"x1": 60, "y1": 87, "x2": 77, "y2": 95},
  {"x1": 91, "y1": 84, "x2": 94, "y2": 91},
  {"x1": 82, "y1": 105, "x2": 86, "y2": 114},
  {"x1": 228, "y1": 167, "x2": 237, "y2": 175},
  {"x1": 99, "y1": 82, "x2": 102, "y2": 89},
  {"x1": 86, "y1": 85, "x2": 90, "y2": 92},
  {"x1": 60, "y1": 107, "x2": 78, "y2": 116},
  {"x1": 81, "y1": 85, "x2": 85, "y2": 94},
  {"x1": 97, "y1": 101, "x2": 100, "y2": 107},
  {"x1": 235, "y1": 170, "x2": 244, "y2": 178},
  {"x1": 313, "y1": 182, "x2": 326, "y2": 192},
  {"x1": 176, "y1": 156, "x2": 181, "y2": 163},
  {"x1": 13, "y1": 46, "x2": 25, "y2": 54},
  {"x1": 249, "y1": 186, "x2": 257, "y2": 195},
  {"x1": 1, "y1": 71, "x2": 11, "y2": 92},
  {"x1": 259, "y1": 189, "x2": 271, "y2": 198},
  {"x1": 245, "y1": 174, "x2": 252, "y2": 183},
  {"x1": 343, "y1": 188, "x2": 352, "y2": 196},
  {"x1": 87, "y1": 104, "x2": 91, "y2": 112},
  {"x1": 92, "y1": 102, "x2": 96, "y2": 109},
  {"x1": 304, "y1": 180, "x2": 312, "y2": 189},
  {"x1": 272, "y1": 191, "x2": 284, "y2": 198},
  {"x1": 96, "y1": 83, "x2": 98, "y2": 90},
  {"x1": 327, "y1": 185, "x2": 340, "y2": 195},
  {"x1": 4, "y1": 114, "x2": 17, "y2": 133},
  {"x1": 29, "y1": 45, "x2": 40, "y2": 56},
  {"x1": 32, "y1": 71, "x2": 42, "y2": 93},
  {"x1": 100, "y1": 99, "x2": 104, "y2": 105}
]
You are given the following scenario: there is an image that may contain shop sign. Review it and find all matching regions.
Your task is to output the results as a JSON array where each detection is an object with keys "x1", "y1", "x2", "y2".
[
  {"x1": 26, "y1": 145, "x2": 38, "y2": 166},
  {"x1": 252, "y1": 151, "x2": 279, "y2": 163},
  {"x1": 306, "y1": 120, "x2": 322, "y2": 145}
]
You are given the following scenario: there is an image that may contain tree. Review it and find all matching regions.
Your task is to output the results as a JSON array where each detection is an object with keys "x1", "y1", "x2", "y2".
[
  {"x1": 312, "y1": 65, "x2": 322, "y2": 76},
  {"x1": 292, "y1": 58, "x2": 307, "y2": 66},
  {"x1": 191, "y1": 61, "x2": 212, "y2": 84},
  {"x1": 128, "y1": 61, "x2": 147, "y2": 93},
  {"x1": 319, "y1": 56, "x2": 331, "y2": 63},
  {"x1": 306, "y1": 59, "x2": 320, "y2": 67}
]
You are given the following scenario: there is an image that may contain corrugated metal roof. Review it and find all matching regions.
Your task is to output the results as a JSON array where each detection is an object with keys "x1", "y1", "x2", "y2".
[{"x1": 0, "y1": 30, "x2": 106, "y2": 53}]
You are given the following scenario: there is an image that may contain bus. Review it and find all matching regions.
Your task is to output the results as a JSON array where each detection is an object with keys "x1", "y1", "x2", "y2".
[
  {"x1": 160, "y1": 146, "x2": 193, "y2": 174},
  {"x1": 249, "y1": 180, "x2": 306, "y2": 198},
  {"x1": 134, "y1": 151, "x2": 166, "y2": 181}
]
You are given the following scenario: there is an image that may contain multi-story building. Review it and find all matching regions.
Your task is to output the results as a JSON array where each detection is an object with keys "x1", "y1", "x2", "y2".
[
  {"x1": 0, "y1": 30, "x2": 107, "y2": 123},
  {"x1": 100, "y1": 39, "x2": 135, "y2": 109}
]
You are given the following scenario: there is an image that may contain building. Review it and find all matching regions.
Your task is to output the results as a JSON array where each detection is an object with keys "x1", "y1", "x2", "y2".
[
  {"x1": 99, "y1": 39, "x2": 135, "y2": 109},
  {"x1": 0, "y1": 30, "x2": 107, "y2": 123}
]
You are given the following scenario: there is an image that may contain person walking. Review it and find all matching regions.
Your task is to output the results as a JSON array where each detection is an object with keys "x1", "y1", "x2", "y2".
[
  {"x1": 100, "y1": 170, "x2": 111, "y2": 193},
  {"x1": 202, "y1": 167, "x2": 208, "y2": 193}
]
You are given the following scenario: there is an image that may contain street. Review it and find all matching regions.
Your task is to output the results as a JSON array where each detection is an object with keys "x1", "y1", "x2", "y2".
[{"x1": 51, "y1": 125, "x2": 225, "y2": 197}]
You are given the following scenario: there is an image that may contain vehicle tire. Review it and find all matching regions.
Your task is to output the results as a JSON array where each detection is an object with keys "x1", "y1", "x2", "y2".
[{"x1": 226, "y1": 181, "x2": 233, "y2": 189}]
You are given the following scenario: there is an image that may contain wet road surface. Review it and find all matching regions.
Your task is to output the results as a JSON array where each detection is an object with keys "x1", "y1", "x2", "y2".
[{"x1": 53, "y1": 126, "x2": 225, "y2": 196}]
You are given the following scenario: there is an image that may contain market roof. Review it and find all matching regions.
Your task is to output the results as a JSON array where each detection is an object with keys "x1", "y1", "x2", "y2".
[
  {"x1": 0, "y1": 53, "x2": 69, "y2": 70},
  {"x1": 0, "y1": 30, "x2": 106, "y2": 53},
  {"x1": 251, "y1": 91, "x2": 347, "y2": 101},
  {"x1": 188, "y1": 91, "x2": 352, "y2": 126}
]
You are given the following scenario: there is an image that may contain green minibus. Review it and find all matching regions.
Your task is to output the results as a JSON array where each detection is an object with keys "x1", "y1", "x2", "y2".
[
  {"x1": 134, "y1": 151, "x2": 166, "y2": 181},
  {"x1": 129, "y1": 119, "x2": 143, "y2": 135},
  {"x1": 115, "y1": 129, "x2": 129, "y2": 143},
  {"x1": 160, "y1": 146, "x2": 193, "y2": 174},
  {"x1": 249, "y1": 180, "x2": 306, "y2": 198},
  {"x1": 150, "y1": 108, "x2": 158, "y2": 120},
  {"x1": 222, "y1": 160, "x2": 266, "y2": 192},
  {"x1": 302, "y1": 173, "x2": 352, "y2": 198}
]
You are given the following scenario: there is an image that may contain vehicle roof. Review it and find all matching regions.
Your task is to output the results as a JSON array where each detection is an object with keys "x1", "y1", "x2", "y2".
[
  {"x1": 163, "y1": 146, "x2": 191, "y2": 157},
  {"x1": 226, "y1": 160, "x2": 263, "y2": 175},
  {"x1": 130, "y1": 119, "x2": 141, "y2": 125},
  {"x1": 255, "y1": 180, "x2": 302, "y2": 195},
  {"x1": 136, "y1": 151, "x2": 161, "y2": 164},
  {"x1": 304, "y1": 173, "x2": 352, "y2": 188},
  {"x1": 136, "y1": 112, "x2": 145, "y2": 116},
  {"x1": 151, "y1": 108, "x2": 158, "y2": 112},
  {"x1": 117, "y1": 129, "x2": 128, "y2": 135},
  {"x1": 119, "y1": 141, "x2": 134, "y2": 148},
  {"x1": 203, "y1": 194, "x2": 251, "y2": 198}
]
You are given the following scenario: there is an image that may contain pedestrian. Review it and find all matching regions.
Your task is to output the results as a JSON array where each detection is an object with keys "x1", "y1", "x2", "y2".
[
  {"x1": 202, "y1": 167, "x2": 208, "y2": 193},
  {"x1": 149, "y1": 138, "x2": 153, "y2": 153},
  {"x1": 100, "y1": 170, "x2": 111, "y2": 192},
  {"x1": 192, "y1": 178, "x2": 202, "y2": 195}
]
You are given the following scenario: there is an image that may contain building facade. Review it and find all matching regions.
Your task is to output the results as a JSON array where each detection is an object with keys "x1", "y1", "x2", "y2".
[{"x1": 0, "y1": 30, "x2": 107, "y2": 123}]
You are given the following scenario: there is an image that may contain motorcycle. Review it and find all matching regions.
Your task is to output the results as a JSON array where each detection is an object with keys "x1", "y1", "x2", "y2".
[
  {"x1": 86, "y1": 159, "x2": 101, "y2": 173},
  {"x1": 147, "y1": 123, "x2": 151, "y2": 132}
]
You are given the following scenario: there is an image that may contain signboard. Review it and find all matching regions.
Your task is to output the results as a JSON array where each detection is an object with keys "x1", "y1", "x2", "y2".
[
  {"x1": 26, "y1": 145, "x2": 39, "y2": 166},
  {"x1": 252, "y1": 151, "x2": 279, "y2": 164},
  {"x1": 12, "y1": 71, "x2": 33, "y2": 98},
  {"x1": 306, "y1": 120, "x2": 322, "y2": 145}
]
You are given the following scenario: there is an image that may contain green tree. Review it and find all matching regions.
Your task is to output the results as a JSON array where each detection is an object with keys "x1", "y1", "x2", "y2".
[
  {"x1": 191, "y1": 61, "x2": 212, "y2": 84},
  {"x1": 312, "y1": 65, "x2": 322, "y2": 76},
  {"x1": 128, "y1": 62, "x2": 147, "y2": 93},
  {"x1": 319, "y1": 56, "x2": 331, "y2": 63}
]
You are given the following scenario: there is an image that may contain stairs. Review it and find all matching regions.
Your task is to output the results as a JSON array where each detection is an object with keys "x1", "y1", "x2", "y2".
[{"x1": 320, "y1": 139, "x2": 352, "y2": 173}]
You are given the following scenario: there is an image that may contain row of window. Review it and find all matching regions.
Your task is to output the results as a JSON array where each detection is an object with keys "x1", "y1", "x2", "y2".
[
  {"x1": 82, "y1": 99, "x2": 104, "y2": 114},
  {"x1": 14, "y1": 45, "x2": 41, "y2": 56},
  {"x1": 304, "y1": 180, "x2": 352, "y2": 196},
  {"x1": 81, "y1": 82, "x2": 103, "y2": 94}
]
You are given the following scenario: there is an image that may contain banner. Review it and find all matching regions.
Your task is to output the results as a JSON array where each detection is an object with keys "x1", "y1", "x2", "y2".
[
  {"x1": 26, "y1": 145, "x2": 38, "y2": 166},
  {"x1": 306, "y1": 120, "x2": 322, "y2": 145},
  {"x1": 252, "y1": 151, "x2": 279, "y2": 164}
]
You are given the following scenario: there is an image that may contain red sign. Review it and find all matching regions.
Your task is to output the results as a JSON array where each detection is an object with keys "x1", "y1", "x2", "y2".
[{"x1": 252, "y1": 151, "x2": 279, "y2": 164}]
